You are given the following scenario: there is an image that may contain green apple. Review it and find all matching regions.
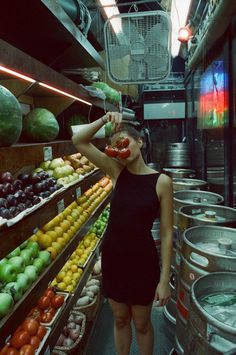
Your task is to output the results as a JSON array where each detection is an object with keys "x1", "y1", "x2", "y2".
[
  {"x1": 8, "y1": 256, "x2": 25, "y2": 273},
  {"x1": 33, "y1": 258, "x2": 44, "y2": 274},
  {"x1": 40, "y1": 160, "x2": 51, "y2": 170},
  {"x1": 0, "y1": 258, "x2": 8, "y2": 266},
  {"x1": 4, "y1": 282, "x2": 23, "y2": 302},
  {"x1": 26, "y1": 241, "x2": 39, "y2": 258},
  {"x1": 20, "y1": 240, "x2": 28, "y2": 249},
  {"x1": 16, "y1": 273, "x2": 30, "y2": 292},
  {"x1": 49, "y1": 158, "x2": 64, "y2": 169},
  {"x1": 24, "y1": 265, "x2": 38, "y2": 283},
  {"x1": 38, "y1": 251, "x2": 51, "y2": 266},
  {"x1": 20, "y1": 249, "x2": 33, "y2": 266},
  {"x1": 7, "y1": 247, "x2": 21, "y2": 258},
  {"x1": 0, "y1": 263, "x2": 17, "y2": 283},
  {"x1": 0, "y1": 292, "x2": 14, "y2": 318}
]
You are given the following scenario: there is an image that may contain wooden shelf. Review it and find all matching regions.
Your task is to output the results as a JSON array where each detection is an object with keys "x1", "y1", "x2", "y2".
[
  {"x1": 0, "y1": 140, "x2": 77, "y2": 174},
  {"x1": 0, "y1": 39, "x2": 118, "y2": 114},
  {"x1": 0, "y1": 195, "x2": 109, "y2": 347},
  {"x1": 0, "y1": 0, "x2": 104, "y2": 69},
  {"x1": 0, "y1": 170, "x2": 104, "y2": 259}
]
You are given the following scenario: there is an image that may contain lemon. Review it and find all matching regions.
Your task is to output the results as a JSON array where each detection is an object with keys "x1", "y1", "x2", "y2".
[
  {"x1": 57, "y1": 282, "x2": 66, "y2": 290},
  {"x1": 63, "y1": 276, "x2": 72, "y2": 285},
  {"x1": 38, "y1": 234, "x2": 52, "y2": 248},
  {"x1": 57, "y1": 271, "x2": 66, "y2": 281},
  {"x1": 66, "y1": 285, "x2": 74, "y2": 293}
]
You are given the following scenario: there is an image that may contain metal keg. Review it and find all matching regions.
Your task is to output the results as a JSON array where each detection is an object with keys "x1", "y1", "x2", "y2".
[
  {"x1": 176, "y1": 226, "x2": 236, "y2": 355},
  {"x1": 163, "y1": 168, "x2": 195, "y2": 179},
  {"x1": 172, "y1": 178, "x2": 208, "y2": 192},
  {"x1": 174, "y1": 190, "x2": 224, "y2": 212},
  {"x1": 207, "y1": 167, "x2": 224, "y2": 179},
  {"x1": 186, "y1": 272, "x2": 236, "y2": 355},
  {"x1": 151, "y1": 219, "x2": 161, "y2": 255},
  {"x1": 147, "y1": 163, "x2": 159, "y2": 171},
  {"x1": 166, "y1": 143, "x2": 191, "y2": 168}
]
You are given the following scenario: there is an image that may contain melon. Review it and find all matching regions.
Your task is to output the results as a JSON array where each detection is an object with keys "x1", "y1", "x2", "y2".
[
  {"x1": 0, "y1": 85, "x2": 22, "y2": 147},
  {"x1": 22, "y1": 108, "x2": 59, "y2": 142}
]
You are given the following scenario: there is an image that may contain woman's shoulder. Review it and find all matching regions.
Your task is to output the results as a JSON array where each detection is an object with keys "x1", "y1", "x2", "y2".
[{"x1": 156, "y1": 173, "x2": 173, "y2": 191}]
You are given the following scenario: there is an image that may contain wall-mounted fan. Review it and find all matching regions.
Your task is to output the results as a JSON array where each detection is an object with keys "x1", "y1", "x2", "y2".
[{"x1": 104, "y1": 11, "x2": 171, "y2": 84}]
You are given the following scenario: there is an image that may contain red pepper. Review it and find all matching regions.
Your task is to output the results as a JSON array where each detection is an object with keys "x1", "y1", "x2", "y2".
[
  {"x1": 104, "y1": 145, "x2": 118, "y2": 157},
  {"x1": 117, "y1": 148, "x2": 131, "y2": 159}
]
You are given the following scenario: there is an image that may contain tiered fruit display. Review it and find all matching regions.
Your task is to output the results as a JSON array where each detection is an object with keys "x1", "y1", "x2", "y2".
[
  {"x1": 0, "y1": 241, "x2": 51, "y2": 319},
  {"x1": 74, "y1": 277, "x2": 100, "y2": 308},
  {"x1": 29, "y1": 287, "x2": 65, "y2": 324},
  {"x1": 0, "y1": 170, "x2": 58, "y2": 220},
  {"x1": 29, "y1": 177, "x2": 112, "y2": 261},
  {"x1": 0, "y1": 317, "x2": 48, "y2": 354},
  {"x1": 89, "y1": 207, "x2": 110, "y2": 237},
  {"x1": 38, "y1": 153, "x2": 96, "y2": 186}
]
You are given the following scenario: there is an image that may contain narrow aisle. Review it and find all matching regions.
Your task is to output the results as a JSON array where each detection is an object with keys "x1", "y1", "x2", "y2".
[{"x1": 86, "y1": 299, "x2": 175, "y2": 355}]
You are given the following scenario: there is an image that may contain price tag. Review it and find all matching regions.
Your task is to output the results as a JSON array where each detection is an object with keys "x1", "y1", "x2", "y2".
[
  {"x1": 76, "y1": 187, "x2": 82, "y2": 198},
  {"x1": 57, "y1": 199, "x2": 65, "y2": 214},
  {"x1": 43, "y1": 146, "x2": 52, "y2": 161},
  {"x1": 43, "y1": 346, "x2": 50, "y2": 355},
  {"x1": 33, "y1": 227, "x2": 39, "y2": 234}
]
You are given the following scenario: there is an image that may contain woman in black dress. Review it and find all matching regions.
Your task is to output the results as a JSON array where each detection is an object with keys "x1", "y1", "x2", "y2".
[{"x1": 72, "y1": 112, "x2": 173, "y2": 355}]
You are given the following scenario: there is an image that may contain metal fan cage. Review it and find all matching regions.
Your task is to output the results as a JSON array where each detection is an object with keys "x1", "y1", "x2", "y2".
[{"x1": 104, "y1": 11, "x2": 171, "y2": 84}]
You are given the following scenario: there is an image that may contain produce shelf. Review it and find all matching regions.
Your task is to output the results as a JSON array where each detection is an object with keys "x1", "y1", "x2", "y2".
[
  {"x1": 0, "y1": 194, "x2": 110, "y2": 347},
  {"x1": 0, "y1": 140, "x2": 77, "y2": 173},
  {"x1": 40, "y1": 239, "x2": 104, "y2": 353},
  {"x1": 0, "y1": 169, "x2": 104, "y2": 259},
  {"x1": 0, "y1": 0, "x2": 104, "y2": 69}
]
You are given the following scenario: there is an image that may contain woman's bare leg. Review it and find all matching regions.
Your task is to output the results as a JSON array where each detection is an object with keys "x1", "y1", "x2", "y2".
[{"x1": 132, "y1": 303, "x2": 154, "y2": 355}]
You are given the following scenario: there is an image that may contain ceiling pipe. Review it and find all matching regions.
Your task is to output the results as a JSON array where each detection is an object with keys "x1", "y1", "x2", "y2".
[{"x1": 187, "y1": 0, "x2": 236, "y2": 69}]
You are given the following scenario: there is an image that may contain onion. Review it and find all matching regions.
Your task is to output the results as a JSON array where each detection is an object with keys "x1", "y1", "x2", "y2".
[
  {"x1": 68, "y1": 314, "x2": 75, "y2": 322},
  {"x1": 67, "y1": 321, "x2": 76, "y2": 330},
  {"x1": 69, "y1": 326, "x2": 81, "y2": 341},
  {"x1": 63, "y1": 326, "x2": 69, "y2": 336},
  {"x1": 74, "y1": 315, "x2": 84, "y2": 325},
  {"x1": 63, "y1": 337, "x2": 74, "y2": 346},
  {"x1": 56, "y1": 333, "x2": 65, "y2": 346}
]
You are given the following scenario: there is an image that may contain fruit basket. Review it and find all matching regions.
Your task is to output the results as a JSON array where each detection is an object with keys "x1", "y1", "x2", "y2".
[
  {"x1": 74, "y1": 288, "x2": 101, "y2": 322},
  {"x1": 53, "y1": 311, "x2": 86, "y2": 354}
]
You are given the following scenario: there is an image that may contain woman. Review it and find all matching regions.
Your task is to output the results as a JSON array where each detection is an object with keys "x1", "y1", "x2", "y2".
[{"x1": 72, "y1": 111, "x2": 173, "y2": 355}]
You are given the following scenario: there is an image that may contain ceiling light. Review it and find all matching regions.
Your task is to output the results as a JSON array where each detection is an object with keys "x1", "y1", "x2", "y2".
[
  {"x1": 99, "y1": 0, "x2": 122, "y2": 33},
  {"x1": 170, "y1": 0, "x2": 192, "y2": 57},
  {"x1": 178, "y1": 25, "x2": 192, "y2": 43},
  {"x1": 0, "y1": 65, "x2": 36, "y2": 83},
  {"x1": 39, "y1": 82, "x2": 92, "y2": 106}
]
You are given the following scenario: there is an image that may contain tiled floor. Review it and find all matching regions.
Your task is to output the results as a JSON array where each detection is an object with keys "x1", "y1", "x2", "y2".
[{"x1": 86, "y1": 299, "x2": 175, "y2": 355}]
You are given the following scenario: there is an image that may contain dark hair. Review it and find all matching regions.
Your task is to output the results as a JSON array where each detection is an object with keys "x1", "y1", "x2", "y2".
[{"x1": 112, "y1": 122, "x2": 141, "y2": 141}]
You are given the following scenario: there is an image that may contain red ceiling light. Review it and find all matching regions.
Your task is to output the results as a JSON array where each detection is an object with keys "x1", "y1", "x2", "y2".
[{"x1": 178, "y1": 26, "x2": 192, "y2": 43}]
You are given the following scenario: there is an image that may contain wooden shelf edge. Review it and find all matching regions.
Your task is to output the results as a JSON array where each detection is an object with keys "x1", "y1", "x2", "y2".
[{"x1": 0, "y1": 195, "x2": 110, "y2": 347}]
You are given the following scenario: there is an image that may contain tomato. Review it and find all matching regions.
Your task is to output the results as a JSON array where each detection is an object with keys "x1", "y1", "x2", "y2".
[
  {"x1": 47, "y1": 306, "x2": 56, "y2": 317},
  {"x1": 19, "y1": 345, "x2": 35, "y2": 355},
  {"x1": 6, "y1": 348, "x2": 19, "y2": 355},
  {"x1": 117, "y1": 148, "x2": 131, "y2": 159},
  {"x1": 36, "y1": 325, "x2": 47, "y2": 340},
  {"x1": 51, "y1": 295, "x2": 64, "y2": 309},
  {"x1": 43, "y1": 287, "x2": 55, "y2": 299},
  {"x1": 28, "y1": 307, "x2": 42, "y2": 322},
  {"x1": 41, "y1": 312, "x2": 53, "y2": 323},
  {"x1": 21, "y1": 318, "x2": 39, "y2": 336},
  {"x1": 29, "y1": 336, "x2": 40, "y2": 349},
  {"x1": 104, "y1": 145, "x2": 118, "y2": 157},
  {"x1": 115, "y1": 137, "x2": 130, "y2": 148},
  {"x1": 10, "y1": 330, "x2": 30, "y2": 349},
  {"x1": 0, "y1": 344, "x2": 10, "y2": 354},
  {"x1": 37, "y1": 296, "x2": 51, "y2": 310}
]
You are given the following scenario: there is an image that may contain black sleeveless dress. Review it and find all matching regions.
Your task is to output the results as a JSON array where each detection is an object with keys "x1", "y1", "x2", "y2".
[{"x1": 101, "y1": 167, "x2": 161, "y2": 305}]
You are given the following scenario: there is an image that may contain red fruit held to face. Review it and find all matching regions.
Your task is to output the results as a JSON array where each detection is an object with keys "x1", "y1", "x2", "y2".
[
  {"x1": 117, "y1": 148, "x2": 131, "y2": 159},
  {"x1": 104, "y1": 145, "x2": 118, "y2": 157},
  {"x1": 115, "y1": 137, "x2": 130, "y2": 149}
]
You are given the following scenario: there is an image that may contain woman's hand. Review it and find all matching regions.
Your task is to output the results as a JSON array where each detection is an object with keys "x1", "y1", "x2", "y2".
[
  {"x1": 102, "y1": 112, "x2": 122, "y2": 132},
  {"x1": 154, "y1": 281, "x2": 171, "y2": 306}
]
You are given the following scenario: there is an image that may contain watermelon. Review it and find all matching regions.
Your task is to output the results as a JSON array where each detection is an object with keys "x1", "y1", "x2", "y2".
[
  {"x1": 92, "y1": 82, "x2": 120, "y2": 104},
  {"x1": 22, "y1": 108, "x2": 59, "y2": 142},
  {"x1": 0, "y1": 85, "x2": 22, "y2": 147},
  {"x1": 66, "y1": 114, "x2": 88, "y2": 136}
]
